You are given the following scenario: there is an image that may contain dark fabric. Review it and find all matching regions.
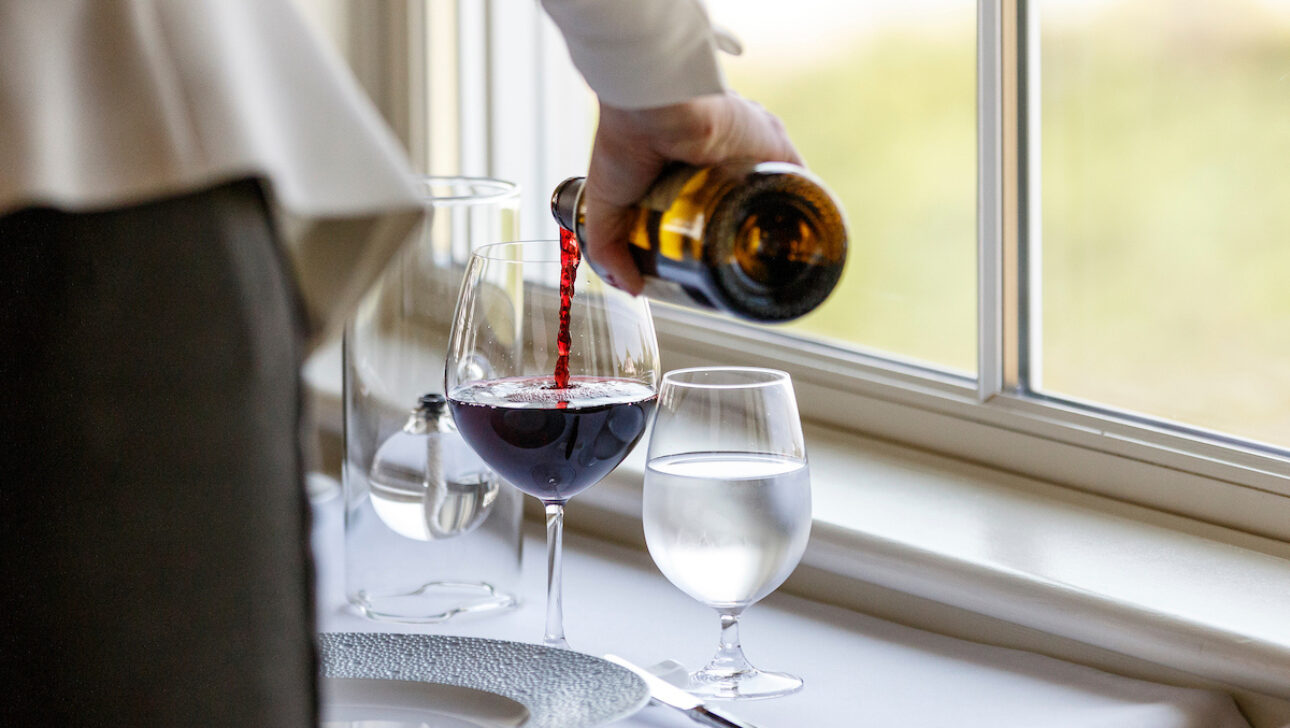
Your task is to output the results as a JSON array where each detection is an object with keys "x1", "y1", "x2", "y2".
[{"x1": 0, "y1": 179, "x2": 317, "y2": 726}]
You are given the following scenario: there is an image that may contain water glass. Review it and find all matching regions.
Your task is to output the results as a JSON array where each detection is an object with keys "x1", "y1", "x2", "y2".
[{"x1": 643, "y1": 367, "x2": 812, "y2": 699}]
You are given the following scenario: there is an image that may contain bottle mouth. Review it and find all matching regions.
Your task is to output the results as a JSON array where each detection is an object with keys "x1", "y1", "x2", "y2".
[{"x1": 550, "y1": 177, "x2": 583, "y2": 232}]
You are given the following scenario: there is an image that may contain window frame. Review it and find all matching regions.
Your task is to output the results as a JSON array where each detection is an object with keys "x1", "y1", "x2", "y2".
[
  {"x1": 656, "y1": 0, "x2": 1290, "y2": 539},
  {"x1": 370, "y1": 0, "x2": 1290, "y2": 541}
]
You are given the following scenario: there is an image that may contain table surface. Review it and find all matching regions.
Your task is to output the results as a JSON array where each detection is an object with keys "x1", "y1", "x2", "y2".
[{"x1": 310, "y1": 488, "x2": 1249, "y2": 728}]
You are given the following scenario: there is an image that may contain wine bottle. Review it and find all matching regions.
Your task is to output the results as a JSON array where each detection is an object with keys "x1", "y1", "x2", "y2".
[{"x1": 551, "y1": 161, "x2": 847, "y2": 322}]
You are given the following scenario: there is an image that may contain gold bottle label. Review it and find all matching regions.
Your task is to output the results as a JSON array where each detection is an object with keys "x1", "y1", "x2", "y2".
[
  {"x1": 627, "y1": 163, "x2": 753, "y2": 307},
  {"x1": 630, "y1": 165, "x2": 711, "y2": 263}
]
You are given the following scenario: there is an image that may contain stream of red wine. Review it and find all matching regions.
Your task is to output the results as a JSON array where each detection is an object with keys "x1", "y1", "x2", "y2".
[{"x1": 553, "y1": 226, "x2": 580, "y2": 394}]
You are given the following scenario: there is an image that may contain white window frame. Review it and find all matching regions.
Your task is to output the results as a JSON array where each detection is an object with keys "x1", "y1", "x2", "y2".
[
  {"x1": 654, "y1": 0, "x2": 1290, "y2": 541},
  {"x1": 360, "y1": 0, "x2": 1290, "y2": 541}
]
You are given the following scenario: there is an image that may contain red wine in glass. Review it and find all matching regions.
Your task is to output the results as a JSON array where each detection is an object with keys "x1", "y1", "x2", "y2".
[
  {"x1": 445, "y1": 239, "x2": 660, "y2": 648},
  {"x1": 449, "y1": 376, "x2": 655, "y2": 502}
]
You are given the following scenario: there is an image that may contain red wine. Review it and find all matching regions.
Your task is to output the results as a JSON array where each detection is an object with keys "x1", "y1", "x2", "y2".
[
  {"x1": 553, "y1": 227, "x2": 580, "y2": 391},
  {"x1": 448, "y1": 376, "x2": 656, "y2": 502}
]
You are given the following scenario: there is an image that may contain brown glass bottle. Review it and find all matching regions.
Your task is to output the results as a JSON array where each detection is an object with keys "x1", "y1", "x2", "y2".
[{"x1": 551, "y1": 161, "x2": 847, "y2": 322}]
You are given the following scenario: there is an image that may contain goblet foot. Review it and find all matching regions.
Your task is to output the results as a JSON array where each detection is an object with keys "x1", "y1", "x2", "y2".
[
  {"x1": 543, "y1": 635, "x2": 572, "y2": 650},
  {"x1": 683, "y1": 666, "x2": 803, "y2": 701}
]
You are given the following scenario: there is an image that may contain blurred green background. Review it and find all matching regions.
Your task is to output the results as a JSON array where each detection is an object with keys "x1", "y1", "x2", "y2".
[{"x1": 710, "y1": 0, "x2": 1290, "y2": 449}]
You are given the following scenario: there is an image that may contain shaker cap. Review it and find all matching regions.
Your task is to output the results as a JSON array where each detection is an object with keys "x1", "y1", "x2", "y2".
[{"x1": 418, "y1": 393, "x2": 447, "y2": 417}]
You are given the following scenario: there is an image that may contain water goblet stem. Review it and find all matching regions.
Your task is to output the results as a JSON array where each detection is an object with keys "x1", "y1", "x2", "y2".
[{"x1": 705, "y1": 610, "x2": 753, "y2": 676}]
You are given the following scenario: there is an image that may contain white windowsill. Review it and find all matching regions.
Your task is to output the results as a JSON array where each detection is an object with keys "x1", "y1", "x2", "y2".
[{"x1": 305, "y1": 341, "x2": 1290, "y2": 722}]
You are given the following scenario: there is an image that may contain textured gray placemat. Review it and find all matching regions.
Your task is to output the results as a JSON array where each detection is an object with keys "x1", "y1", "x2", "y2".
[{"x1": 319, "y1": 632, "x2": 649, "y2": 728}]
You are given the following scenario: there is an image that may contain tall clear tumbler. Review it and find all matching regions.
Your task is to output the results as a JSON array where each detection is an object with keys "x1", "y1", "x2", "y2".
[{"x1": 343, "y1": 177, "x2": 524, "y2": 622}]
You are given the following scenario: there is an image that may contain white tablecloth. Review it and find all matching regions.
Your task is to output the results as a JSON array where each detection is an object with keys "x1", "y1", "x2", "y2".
[{"x1": 310, "y1": 488, "x2": 1249, "y2": 728}]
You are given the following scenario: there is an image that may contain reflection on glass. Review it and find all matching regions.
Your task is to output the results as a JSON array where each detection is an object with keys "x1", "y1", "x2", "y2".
[{"x1": 1038, "y1": 0, "x2": 1290, "y2": 448}]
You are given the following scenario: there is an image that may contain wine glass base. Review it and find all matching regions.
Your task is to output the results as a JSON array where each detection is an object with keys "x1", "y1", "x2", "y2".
[
  {"x1": 543, "y1": 636, "x2": 572, "y2": 650},
  {"x1": 676, "y1": 667, "x2": 804, "y2": 701}
]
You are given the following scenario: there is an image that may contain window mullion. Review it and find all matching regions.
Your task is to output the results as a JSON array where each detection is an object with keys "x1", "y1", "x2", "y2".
[
  {"x1": 977, "y1": 0, "x2": 1009, "y2": 401},
  {"x1": 1018, "y1": 0, "x2": 1042, "y2": 394}
]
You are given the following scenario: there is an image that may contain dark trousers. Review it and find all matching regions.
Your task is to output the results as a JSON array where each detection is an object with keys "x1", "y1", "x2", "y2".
[{"x1": 0, "y1": 179, "x2": 316, "y2": 726}]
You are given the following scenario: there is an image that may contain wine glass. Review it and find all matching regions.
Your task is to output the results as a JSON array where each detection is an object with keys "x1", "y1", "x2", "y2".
[
  {"x1": 642, "y1": 367, "x2": 812, "y2": 699},
  {"x1": 445, "y1": 239, "x2": 660, "y2": 648}
]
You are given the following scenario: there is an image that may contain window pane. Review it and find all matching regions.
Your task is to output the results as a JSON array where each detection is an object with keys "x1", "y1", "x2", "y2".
[
  {"x1": 1036, "y1": 0, "x2": 1290, "y2": 448},
  {"x1": 706, "y1": 0, "x2": 978, "y2": 375}
]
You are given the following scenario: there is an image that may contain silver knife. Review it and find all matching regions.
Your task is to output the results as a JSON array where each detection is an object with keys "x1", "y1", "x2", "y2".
[{"x1": 605, "y1": 655, "x2": 762, "y2": 728}]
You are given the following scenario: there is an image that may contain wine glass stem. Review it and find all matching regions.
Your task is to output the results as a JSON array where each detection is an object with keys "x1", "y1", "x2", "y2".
[
  {"x1": 543, "y1": 502, "x2": 569, "y2": 648},
  {"x1": 705, "y1": 609, "x2": 753, "y2": 675}
]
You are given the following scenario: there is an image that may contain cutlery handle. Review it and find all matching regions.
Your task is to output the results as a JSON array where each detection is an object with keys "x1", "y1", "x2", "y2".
[{"x1": 689, "y1": 705, "x2": 760, "y2": 728}]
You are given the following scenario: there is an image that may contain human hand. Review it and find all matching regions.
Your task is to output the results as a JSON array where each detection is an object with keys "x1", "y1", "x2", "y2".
[{"x1": 581, "y1": 91, "x2": 803, "y2": 294}]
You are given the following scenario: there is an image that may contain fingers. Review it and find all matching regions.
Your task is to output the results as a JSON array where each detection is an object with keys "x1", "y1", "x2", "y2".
[
  {"x1": 729, "y1": 97, "x2": 804, "y2": 166},
  {"x1": 651, "y1": 93, "x2": 803, "y2": 168},
  {"x1": 579, "y1": 105, "x2": 661, "y2": 295},
  {"x1": 580, "y1": 195, "x2": 645, "y2": 295},
  {"x1": 578, "y1": 93, "x2": 801, "y2": 295}
]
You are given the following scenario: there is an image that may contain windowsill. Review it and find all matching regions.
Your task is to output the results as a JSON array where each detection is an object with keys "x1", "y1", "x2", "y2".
[
  {"x1": 583, "y1": 427, "x2": 1290, "y2": 706},
  {"x1": 310, "y1": 493, "x2": 1254, "y2": 727},
  {"x1": 305, "y1": 341, "x2": 1290, "y2": 720}
]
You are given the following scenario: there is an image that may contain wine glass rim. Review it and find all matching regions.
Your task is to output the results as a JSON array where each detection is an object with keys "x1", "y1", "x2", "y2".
[
  {"x1": 419, "y1": 176, "x2": 520, "y2": 205},
  {"x1": 661, "y1": 366, "x2": 791, "y2": 389},
  {"x1": 470, "y1": 239, "x2": 565, "y2": 262}
]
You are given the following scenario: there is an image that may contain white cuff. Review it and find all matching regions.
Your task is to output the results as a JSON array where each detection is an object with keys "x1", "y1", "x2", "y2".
[{"x1": 541, "y1": 0, "x2": 733, "y2": 109}]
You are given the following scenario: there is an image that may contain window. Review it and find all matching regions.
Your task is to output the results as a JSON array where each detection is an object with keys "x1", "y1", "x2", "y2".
[
  {"x1": 705, "y1": 0, "x2": 979, "y2": 376},
  {"x1": 664, "y1": 0, "x2": 1290, "y2": 540},
  {"x1": 317, "y1": 0, "x2": 1290, "y2": 540},
  {"x1": 1034, "y1": 0, "x2": 1290, "y2": 449}
]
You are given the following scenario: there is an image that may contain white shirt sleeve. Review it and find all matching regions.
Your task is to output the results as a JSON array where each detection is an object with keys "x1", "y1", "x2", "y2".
[
  {"x1": 0, "y1": 0, "x2": 423, "y2": 346},
  {"x1": 540, "y1": 0, "x2": 731, "y2": 109}
]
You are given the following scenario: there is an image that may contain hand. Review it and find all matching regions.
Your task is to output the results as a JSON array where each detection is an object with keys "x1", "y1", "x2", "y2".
[{"x1": 581, "y1": 92, "x2": 803, "y2": 294}]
